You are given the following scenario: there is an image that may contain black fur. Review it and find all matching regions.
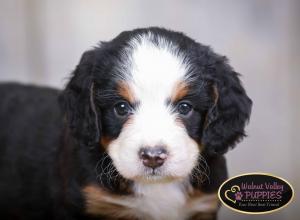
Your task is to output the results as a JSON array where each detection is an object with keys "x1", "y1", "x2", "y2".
[{"x1": 0, "y1": 27, "x2": 252, "y2": 219}]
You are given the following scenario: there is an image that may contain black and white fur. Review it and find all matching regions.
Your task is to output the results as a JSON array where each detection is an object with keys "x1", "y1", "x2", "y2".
[{"x1": 0, "y1": 27, "x2": 252, "y2": 220}]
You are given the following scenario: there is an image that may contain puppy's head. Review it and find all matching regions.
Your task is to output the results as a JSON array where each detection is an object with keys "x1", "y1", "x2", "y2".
[{"x1": 61, "y1": 28, "x2": 252, "y2": 183}]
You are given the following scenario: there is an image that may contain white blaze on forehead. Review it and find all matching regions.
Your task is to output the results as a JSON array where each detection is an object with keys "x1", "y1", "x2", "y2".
[
  {"x1": 108, "y1": 34, "x2": 199, "y2": 182},
  {"x1": 128, "y1": 35, "x2": 188, "y2": 102}
]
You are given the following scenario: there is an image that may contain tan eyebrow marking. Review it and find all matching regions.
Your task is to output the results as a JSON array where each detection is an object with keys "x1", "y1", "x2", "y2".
[
  {"x1": 117, "y1": 81, "x2": 136, "y2": 104},
  {"x1": 170, "y1": 81, "x2": 189, "y2": 103}
]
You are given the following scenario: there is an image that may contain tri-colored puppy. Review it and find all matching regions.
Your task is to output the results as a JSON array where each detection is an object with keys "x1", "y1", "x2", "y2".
[{"x1": 0, "y1": 27, "x2": 252, "y2": 220}]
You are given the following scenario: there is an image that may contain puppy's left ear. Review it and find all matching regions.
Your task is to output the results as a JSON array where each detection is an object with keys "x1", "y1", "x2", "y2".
[
  {"x1": 59, "y1": 50, "x2": 101, "y2": 147},
  {"x1": 202, "y1": 56, "x2": 252, "y2": 155}
]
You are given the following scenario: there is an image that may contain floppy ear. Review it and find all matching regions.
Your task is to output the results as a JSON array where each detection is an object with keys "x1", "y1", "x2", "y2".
[
  {"x1": 202, "y1": 58, "x2": 252, "y2": 155},
  {"x1": 59, "y1": 50, "x2": 101, "y2": 147}
]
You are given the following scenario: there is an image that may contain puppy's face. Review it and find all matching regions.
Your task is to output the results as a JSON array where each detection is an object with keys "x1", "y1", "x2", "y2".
[
  {"x1": 97, "y1": 37, "x2": 214, "y2": 182},
  {"x1": 62, "y1": 28, "x2": 252, "y2": 185}
]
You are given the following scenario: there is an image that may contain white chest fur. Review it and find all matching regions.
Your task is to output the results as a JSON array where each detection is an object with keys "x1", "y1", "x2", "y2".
[
  {"x1": 83, "y1": 183, "x2": 219, "y2": 220},
  {"x1": 131, "y1": 182, "x2": 188, "y2": 220}
]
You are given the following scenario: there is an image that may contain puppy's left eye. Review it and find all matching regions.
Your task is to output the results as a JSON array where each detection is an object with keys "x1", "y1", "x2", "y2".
[{"x1": 177, "y1": 102, "x2": 193, "y2": 115}]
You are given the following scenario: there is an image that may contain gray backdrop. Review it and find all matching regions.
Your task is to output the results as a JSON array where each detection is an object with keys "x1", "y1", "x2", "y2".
[{"x1": 0, "y1": 0, "x2": 299, "y2": 219}]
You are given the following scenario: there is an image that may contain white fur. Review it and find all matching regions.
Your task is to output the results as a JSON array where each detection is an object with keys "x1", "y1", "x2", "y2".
[
  {"x1": 102, "y1": 34, "x2": 215, "y2": 220},
  {"x1": 100, "y1": 181, "x2": 219, "y2": 220},
  {"x1": 108, "y1": 34, "x2": 199, "y2": 181},
  {"x1": 131, "y1": 182, "x2": 219, "y2": 220},
  {"x1": 132, "y1": 181, "x2": 187, "y2": 220}
]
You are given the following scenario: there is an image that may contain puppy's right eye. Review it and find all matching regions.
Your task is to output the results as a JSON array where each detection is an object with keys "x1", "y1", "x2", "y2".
[{"x1": 114, "y1": 101, "x2": 132, "y2": 117}]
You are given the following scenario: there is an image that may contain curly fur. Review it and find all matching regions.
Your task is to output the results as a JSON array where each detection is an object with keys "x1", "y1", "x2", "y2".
[{"x1": 0, "y1": 27, "x2": 252, "y2": 220}]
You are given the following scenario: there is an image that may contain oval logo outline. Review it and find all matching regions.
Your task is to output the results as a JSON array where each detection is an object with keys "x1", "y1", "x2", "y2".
[{"x1": 218, "y1": 172, "x2": 294, "y2": 214}]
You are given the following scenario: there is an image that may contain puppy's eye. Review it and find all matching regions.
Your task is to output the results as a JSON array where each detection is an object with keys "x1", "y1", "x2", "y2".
[
  {"x1": 114, "y1": 101, "x2": 132, "y2": 117},
  {"x1": 177, "y1": 102, "x2": 193, "y2": 115}
]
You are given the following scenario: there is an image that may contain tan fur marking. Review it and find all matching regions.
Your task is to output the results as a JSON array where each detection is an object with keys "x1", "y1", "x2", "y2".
[
  {"x1": 198, "y1": 143, "x2": 205, "y2": 151},
  {"x1": 212, "y1": 85, "x2": 219, "y2": 106},
  {"x1": 82, "y1": 185, "x2": 136, "y2": 219},
  {"x1": 118, "y1": 82, "x2": 136, "y2": 104},
  {"x1": 186, "y1": 191, "x2": 220, "y2": 216},
  {"x1": 100, "y1": 118, "x2": 133, "y2": 149},
  {"x1": 83, "y1": 185, "x2": 219, "y2": 220},
  {"x1": 203, "y1": 85, "x2": 219, "y2": 130},
  {"x1": 100, "y1": 136, "x2": 114, "y2": 148},
  {"x1": 171, "y1": 81, "x2": 189, "y2": 103}
]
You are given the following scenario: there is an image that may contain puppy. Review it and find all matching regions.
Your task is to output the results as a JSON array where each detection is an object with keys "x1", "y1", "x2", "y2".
[{"x1": 0, "y1": 27, "x2": 252, "y2": 220}]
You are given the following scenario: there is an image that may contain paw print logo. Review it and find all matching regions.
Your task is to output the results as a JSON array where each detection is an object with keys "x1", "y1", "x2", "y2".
[{"x1": 235, "y1": 192, "x2": 243, "y2": 201}]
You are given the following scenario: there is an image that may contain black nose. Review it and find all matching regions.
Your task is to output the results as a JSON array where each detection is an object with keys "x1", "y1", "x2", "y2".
[{"x1": 139, "y1": 147, "x2": 168, "y2": 169}]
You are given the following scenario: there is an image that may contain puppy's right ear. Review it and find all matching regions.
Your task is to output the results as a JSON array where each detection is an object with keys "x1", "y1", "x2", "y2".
[{"x1": 59, "y1": 50, "x2": 101, "y2": 147}]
